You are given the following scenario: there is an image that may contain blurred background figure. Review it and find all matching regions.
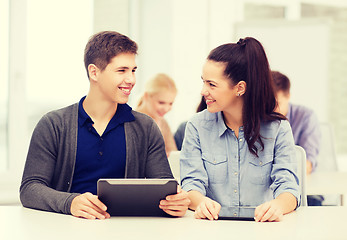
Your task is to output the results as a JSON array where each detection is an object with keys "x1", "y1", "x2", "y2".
[
  {"x1": 174, "y1": 96, "x2": 207, "y2": 150},
  {"x1": 136, "y1": 73, "x2": 178, "y2": 156},
  {"x1": 272, "y1": 70, "x2": 323, "y2": 206}
]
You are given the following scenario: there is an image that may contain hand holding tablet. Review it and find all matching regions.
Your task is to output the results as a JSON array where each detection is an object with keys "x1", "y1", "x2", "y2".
[{"x1": 97, "y1": 179, "x2": 187, "y2": 217}]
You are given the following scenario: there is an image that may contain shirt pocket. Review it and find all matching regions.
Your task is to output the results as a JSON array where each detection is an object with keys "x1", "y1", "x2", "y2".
[
  {"x1": 202, "y1": 152, "x2": 228, "y2": 184},
  {"x1": 248, "y1": 154, "x2": 273, "y2": 185}
]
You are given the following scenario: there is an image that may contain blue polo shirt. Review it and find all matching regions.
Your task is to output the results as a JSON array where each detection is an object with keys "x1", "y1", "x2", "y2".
[{"x1": 70, "y1": 96, "x2": 135, "y2": 195}]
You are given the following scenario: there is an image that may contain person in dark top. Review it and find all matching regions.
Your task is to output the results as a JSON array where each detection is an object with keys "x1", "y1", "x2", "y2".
[
  {"x1": 174, "y1": 96, "x2": 207, "y2": 150},
  {"x1": 20, "y1": 31, "x2": 190, "y2": 219}
]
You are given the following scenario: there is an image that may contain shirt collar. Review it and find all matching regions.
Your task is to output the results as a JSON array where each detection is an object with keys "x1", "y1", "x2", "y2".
[
  {"x1": 217, "y1": 111, "x2": 228, "y2": 137},
  {"x1": 78, "y1": 96, "x2": 135, "y2": 128},
  {"x1": 216, "y1": 111, "x2": 244, "y2": 137},
  {"x1": 78, "y1": 96, "x2": 93, "y2": 127},
  {"x1": 108, "y1": 103, "x2": 135, "y2": 130}
]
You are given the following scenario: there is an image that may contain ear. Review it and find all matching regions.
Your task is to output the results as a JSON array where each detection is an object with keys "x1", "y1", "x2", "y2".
[
  {"x1": 88, "y1": 64, "x2": 99, "y2": 82},
  {"x1": 236, "y1": 81, "x2": 247, "y2": 96}
]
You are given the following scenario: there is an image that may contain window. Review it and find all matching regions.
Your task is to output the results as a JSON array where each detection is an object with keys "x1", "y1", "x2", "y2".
[{"x1": 0, "y1": 0, "x2": 9, "y2": 172}]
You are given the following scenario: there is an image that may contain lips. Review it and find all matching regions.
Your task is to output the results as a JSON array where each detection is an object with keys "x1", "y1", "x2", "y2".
[
  {"x1": 119, "y1": 87, "x2": 132, "y2": 95},
  {"x1": 205, "y1": 99, "x2": 215, "y2": 105}
]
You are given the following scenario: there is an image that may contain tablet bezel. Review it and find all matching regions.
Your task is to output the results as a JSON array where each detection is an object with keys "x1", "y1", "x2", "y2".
[
  {"x1": 218, "y1": 206, "x2": 256, "y2": 221},
  {"x1": 97, "y1": 178, "x2": 178, "y2": 217}
]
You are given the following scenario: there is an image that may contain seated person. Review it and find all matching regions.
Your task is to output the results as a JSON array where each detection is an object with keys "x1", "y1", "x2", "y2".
[
  {"x1": 174, "y1": 96, "x2": 207, "y2": 150},
  {"x1": 20, "y1": 31, "x2": 190, "y2": 219},
  {"x1": 180, "y1": 38, "x2": 300, "y2": 222},
  {"x1": 272, "y1": 70, "x2": 322, "y2": 206},
  {"x1": 136, "y1": 73, "x2": 178, "y2": 156}
]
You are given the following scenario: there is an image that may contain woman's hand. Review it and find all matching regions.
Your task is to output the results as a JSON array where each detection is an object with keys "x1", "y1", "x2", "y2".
[
  {"x1": 255, "y1": 192, "x2": 297, "y2": 222},
  {"x1": 70, "y1": 192, "x2": 110, "y2": 220},
  {"x1": 159, "y1": 186, "x2": 190, "y2": 217},
  {"x1": 254, "y1": 199, "x2": 284, "y2": 222},
  {"x1": 194, "y1": 197, "x2": 221, "y2": 220}
]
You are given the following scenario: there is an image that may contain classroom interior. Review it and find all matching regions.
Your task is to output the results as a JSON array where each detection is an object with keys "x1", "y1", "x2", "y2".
[{"x1": 1, "y1": 0, "x2": 347, "y2": 219}]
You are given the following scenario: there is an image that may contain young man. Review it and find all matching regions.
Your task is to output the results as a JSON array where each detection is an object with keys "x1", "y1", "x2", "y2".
[
  {"x1": 272, "y1": 71, "x2": 323, "y2": 206},
  {"x1": 20, "y1": 31, "x2": 190, "y2": 219}
]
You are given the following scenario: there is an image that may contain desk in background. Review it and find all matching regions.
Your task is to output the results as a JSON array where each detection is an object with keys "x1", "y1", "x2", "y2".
[
  {"x1": 1, "y1": 206, "x2": 347, "y2": 240},
  {"x1": 307, "y1": 171, "x2": 347, "y2": 205}
]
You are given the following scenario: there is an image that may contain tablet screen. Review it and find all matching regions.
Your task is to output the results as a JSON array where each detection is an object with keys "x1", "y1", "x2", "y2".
[{"x1": 218, "y1": 206, "x2": 256, "y2": 221}]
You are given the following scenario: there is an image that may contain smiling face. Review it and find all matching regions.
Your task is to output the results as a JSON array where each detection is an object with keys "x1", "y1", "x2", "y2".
[
  {"x1": 93, "y1": 53, "x2": 137, "y2": 104},
  {"x1": 201, "y1": 60, "x2": 239, "y2": 114},
  {"x1": 145, "y1": 90, "x2": 176, "y2": 120}
]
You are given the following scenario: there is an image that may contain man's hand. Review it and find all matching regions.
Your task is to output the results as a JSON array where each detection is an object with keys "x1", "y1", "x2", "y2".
[
  {"x1": 70, "y1": 192, "x2": 110, "y2": 220},
  {"x1": 306, "y1": 160, "x2": 313, "y2": 175},
  {"x1": 159, "y1": 186, "x2": 190, "y2": 217}
]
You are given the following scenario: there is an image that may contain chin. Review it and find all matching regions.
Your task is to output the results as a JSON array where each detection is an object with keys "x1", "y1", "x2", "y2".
[{"x1": 207, "y1": 106, "x2": 218, "y2": 113}]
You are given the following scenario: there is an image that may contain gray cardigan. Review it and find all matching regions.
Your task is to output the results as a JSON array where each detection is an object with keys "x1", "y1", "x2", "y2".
[{"x1": 20, "y1": 103, "x2": 173, "y2": 214}]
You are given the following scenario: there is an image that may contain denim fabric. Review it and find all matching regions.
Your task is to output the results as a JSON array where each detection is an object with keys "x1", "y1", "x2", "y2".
[{"x1": 180, "y1": 110, "x2": 300, "y2": 207}]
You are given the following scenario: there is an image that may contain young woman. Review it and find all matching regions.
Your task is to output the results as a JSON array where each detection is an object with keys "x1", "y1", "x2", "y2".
[
  {"x1": 180, "y1": 37, "x2": 300, "y2": 222},
  {"x1": 136, "y1": 73, "x2": 178, "y2": 156}
]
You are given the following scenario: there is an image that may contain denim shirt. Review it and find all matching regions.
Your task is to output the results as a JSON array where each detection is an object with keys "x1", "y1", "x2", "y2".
[{"x1": 180, "y1": 110, "x2": 300, "y2": 207}]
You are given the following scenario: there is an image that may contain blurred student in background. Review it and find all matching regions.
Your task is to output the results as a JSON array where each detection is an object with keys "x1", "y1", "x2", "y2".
[
  {"x1": 136, "y1": 73, "x2": 178, "y2": 156},
  {"x1": 180, "y1": 37, "x2": 300, "y2": 222},
  {"x1": 174, "y1": 96, "x2": 207, "y2": 150},
  {"x1": 272, "y1": 70, "x2": 322, "y2": 206}
]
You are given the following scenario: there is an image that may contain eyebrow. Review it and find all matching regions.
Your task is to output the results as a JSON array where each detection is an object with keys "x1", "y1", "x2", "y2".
[
  {"x1": 201, "y1": 76, "x2": 217, "y2": 84},
  {"x1": 117, "y1": 66, "x2": 138, "y2": 70}
]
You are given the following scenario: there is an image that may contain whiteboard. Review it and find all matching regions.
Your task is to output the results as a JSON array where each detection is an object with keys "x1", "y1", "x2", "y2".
[{"x1": 234, "y1": 19, "x2": 331, "y2": 122}]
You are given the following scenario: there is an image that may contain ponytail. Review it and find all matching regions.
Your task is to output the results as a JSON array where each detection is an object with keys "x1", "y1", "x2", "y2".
[{"x1": 208, "y1": 37, "x2": 285, "y2": 157}]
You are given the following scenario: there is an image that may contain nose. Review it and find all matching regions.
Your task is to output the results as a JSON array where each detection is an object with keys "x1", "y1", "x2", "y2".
[
  {"x1": 201, "y1": 84, "x2": 208, "y2": 96},
  {"x1": 125, "y1": 72, "x2": 136, "y2": 85},
  {"x1": 163, "y1": 104, "x2": 172, "y2": 114}
]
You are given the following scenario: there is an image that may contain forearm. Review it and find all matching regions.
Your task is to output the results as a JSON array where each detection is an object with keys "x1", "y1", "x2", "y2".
[
  {"x1": 275, "y1": 192, "x2": 297, "y2": 214},
  {"x1": 187, "y1": 190, "x2": 206, "y2": 210},
  {"x1": 20, "y1": 182, "x2": 79, "y2": 214}
]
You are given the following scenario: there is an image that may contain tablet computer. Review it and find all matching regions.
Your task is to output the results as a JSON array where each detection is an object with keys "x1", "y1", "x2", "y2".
[
  {"x1": 218, "y1": 206, "x2": 256, "y2": 221},
  {"x1": 97, "y1": 179, "x2": 178, "y2": 217}
]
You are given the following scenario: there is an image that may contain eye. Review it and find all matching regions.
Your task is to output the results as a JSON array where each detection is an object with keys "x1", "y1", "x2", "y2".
[
  {"x1": 132, "y1": 69, "x2": 136, "y2": 73},
  {"x1": 209, "y1": 82, "x2": 216, "y2": 87},
  {"x1": 117, "y1": 69, "x2": 125, "y2": 72}
]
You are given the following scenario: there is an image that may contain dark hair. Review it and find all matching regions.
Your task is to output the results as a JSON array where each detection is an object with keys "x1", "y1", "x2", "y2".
[
  {"x1": 271, "y1": 71, "x2": 291, "y2": 94},
  {"x1": 207, "y1": 37, "x2": 286, "y2": 157},
  {"x1": 196, "y1": 96, "x2": 207, "y2": 112},
  {"x1": 84, "y1": 31, "x2": 138, "y2": 78}
]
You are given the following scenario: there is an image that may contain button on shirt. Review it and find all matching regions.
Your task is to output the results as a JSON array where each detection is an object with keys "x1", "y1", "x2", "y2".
[
  {"x1": 180, "y1": 110, "x2": 300, "y2": 207},
  {"x1": 70, "y1": 96, "x2": 135, "y2": 195}
]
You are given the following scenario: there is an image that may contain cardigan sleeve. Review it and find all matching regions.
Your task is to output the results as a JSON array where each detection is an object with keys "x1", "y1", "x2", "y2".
[
  {"x1": 20, "y1": 112, "x2": 80, "y2": 214},
  {"x1": 125, "y1": 111, "x2": 173, "y2": 179}
]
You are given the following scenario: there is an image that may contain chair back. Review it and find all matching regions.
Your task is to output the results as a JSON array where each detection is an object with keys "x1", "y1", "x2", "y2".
[
  {"x1": 168, "y1": 151, "x2": 181, "y2": 182},
  {"x1": 316, "y1": 122, "x2": 338, "y2": 172},
  {"x1": 295, "y1": 145, "x2": 308, "y2": 206}
]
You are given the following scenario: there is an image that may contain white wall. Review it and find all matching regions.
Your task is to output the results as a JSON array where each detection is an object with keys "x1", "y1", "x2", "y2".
[
  {"x1": 133, "y1": 1, "x2": 331, "y2": 131},
  {"x1": 235, "y1": 19, "x2": 330, "y2": 122}
]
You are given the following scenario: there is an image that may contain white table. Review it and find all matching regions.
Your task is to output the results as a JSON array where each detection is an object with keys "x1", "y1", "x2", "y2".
[{"x1": 1, "y1": 206, "x2": 347, "y2": 240}]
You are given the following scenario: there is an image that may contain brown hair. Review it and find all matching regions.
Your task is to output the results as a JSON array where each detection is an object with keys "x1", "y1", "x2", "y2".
[
  {"x1": 84, "y1": 31, "x2": 138, "y2": 78},
  {"x1": 271, "y1": 71, "x2": 291, "y2": 94},
  {"x1": 207, "y1": 37, "x2": 286, "y2": 157}
]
